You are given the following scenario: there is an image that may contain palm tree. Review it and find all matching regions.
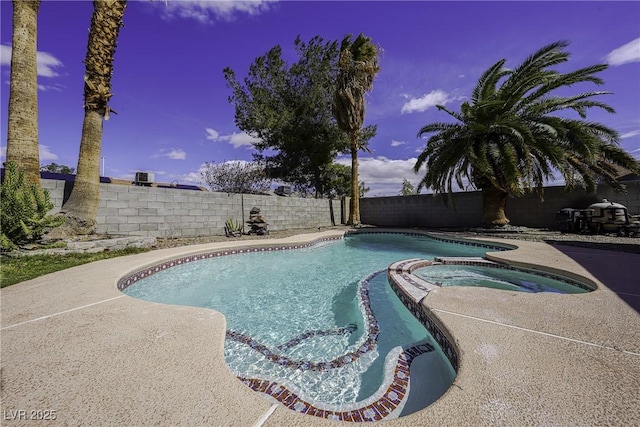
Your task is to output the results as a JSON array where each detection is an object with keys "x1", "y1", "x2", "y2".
[
  {"x1": 414, "y1": 41, "x2": 640, "y2": 226},
  {"x1": 5, "y1": 0, "x2": 41, "y2": 187},
  {"x1": 61, "y1": 0, "x2": 126, "y2": 233},
  {"x1": 333, "y1": 33, "x2": 380, "y2": 225}
]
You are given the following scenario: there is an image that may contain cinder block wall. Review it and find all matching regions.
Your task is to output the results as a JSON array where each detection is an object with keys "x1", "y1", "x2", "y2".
[
  {"x1": 360, "y1": 182, "x2": 640, "y2": 229},
  {"x1": 359, "y1": 192, "x2": 481, "y2": 228},
  {"x1": 41, "y1": 179, "x2": 334, "y2": 238},
  {"x1": 41, "y1": 178, "x2": 639, "y2": 235}
]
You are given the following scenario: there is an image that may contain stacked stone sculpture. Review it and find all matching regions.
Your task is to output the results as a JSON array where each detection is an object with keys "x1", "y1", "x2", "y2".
[{"x1": 247, "y1": 207, "x2": 269, "y2": 235}]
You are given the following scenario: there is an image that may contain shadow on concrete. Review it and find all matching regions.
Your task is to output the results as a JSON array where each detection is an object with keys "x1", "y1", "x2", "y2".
[
  {"x1": 544, "y1": 239, "x2": 640, "y2": 255},
  {"x1": 547, "y1": 242, "x2": 640, "y2": 313}
]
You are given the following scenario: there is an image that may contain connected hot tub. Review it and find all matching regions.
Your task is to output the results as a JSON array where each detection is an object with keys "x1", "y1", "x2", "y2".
[{"x1": 389, "y1": 257, "x2": 595, "y2": 295}]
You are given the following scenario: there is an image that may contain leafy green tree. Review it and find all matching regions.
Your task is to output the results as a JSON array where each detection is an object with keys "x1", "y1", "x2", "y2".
[
  {"x1": 41, "y1": 163, "x2": 76, "y2": 174},
  {"x1": 322, "y1": 163, "x2": 351, "y2": 199},
  {"x1": 414, "y1": 41, "x2": 640, "y2": 226},
  {"x1": 0, "y1": 162, "x2": 64, "y2": 250},
  {"x1": 224, "y1": 36, "x2": 352, "y2": 198},
  {"x1": 400, "y1": 178, "x2": 418, "y2": 196},
  {"x1": 333, "y1": 33, "x2": 380, "y2": 224}
]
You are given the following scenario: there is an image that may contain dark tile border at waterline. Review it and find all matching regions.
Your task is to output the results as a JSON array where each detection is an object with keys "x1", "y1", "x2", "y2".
[
  {"x1": 117, "y1": 237, "x2": 342, "y2": 291},
  {"x1": 344, "y1": 229, "x2": 515, "y2": 252}
]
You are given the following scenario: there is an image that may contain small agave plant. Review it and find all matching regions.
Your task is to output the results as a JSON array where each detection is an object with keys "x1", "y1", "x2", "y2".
[{"x1": 224, "y1": 218, "x2": 242, "y2": 237}]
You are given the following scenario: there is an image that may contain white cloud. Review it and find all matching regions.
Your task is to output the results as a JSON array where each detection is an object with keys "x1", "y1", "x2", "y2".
[
  {"x1": 621, "y1": 130, "x2": 640, "y2": 139},
  {"x1": 167, "y1": 149, "x2": 187, "y2": 160},
  {"x1": 0, "y1": 45, "x2": 64, "y2": 78},
  {"x1": 335, "y1": 156, "x2": 423, "y2": 196},
  {"x1": 37, "y1": 83, "x2": 63, "y2": 92},
  {"x1": 177, "y1": 163, "x2": 208, "y2": 184},
  {"x1": 207, "y1": 129, "x2": 261, "y2": 149},
  {"x1": 336, "y1": 155, "x2": 578, "y2": 196},
  {"x1": 605, "y1": 38, "x2": 640, "y2": 66},
  {"x1": 0, "y1": 144, "x2": 58, "y2": 162},
  {"x1": 39, "y1": 145, "x2": 59, "y2": 161},
  {"x1": 401, "y1": 89, "x2": 451, "y2": 114},
  {"x1": 0, "y1": 45, "x2": 10, "y2": 67},
  {"x1": 36, "y1": 51, "x2": 63, "y2": 77},
  {"x1": 333, "y1": 155, "x2": 494, "y2": 196},
  {"x1": 390, "y1": 140, "x2": 406, "y2": 147},
  {"x1": 223, "y1": 132, "x2": 261, "y2": 148},
  {"x1": 180, "y1": 171, "x2": 202, "y2": 183},
  {"x1": 157, "y1": 0, "x2": 275, "y2": 24},
  {"x1": 153, "y1": 148, "x2": 187, "y2": 160},
  {"x1": 205, "y1": 128, "x2": 219, "y2": 140}
]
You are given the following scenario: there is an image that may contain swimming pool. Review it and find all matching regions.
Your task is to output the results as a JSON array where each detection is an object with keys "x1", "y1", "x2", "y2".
[{"x1": 120, "y1": 231, "x2": 511, "y2": 420}]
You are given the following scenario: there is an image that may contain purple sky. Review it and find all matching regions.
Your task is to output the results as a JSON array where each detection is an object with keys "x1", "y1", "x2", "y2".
[{"x1": 1, "y1": 0, "x2": 639, "y2": 196}]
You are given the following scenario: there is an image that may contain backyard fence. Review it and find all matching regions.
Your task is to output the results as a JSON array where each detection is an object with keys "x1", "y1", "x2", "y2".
[
  {"x1": 42, "y1": 179, "x2": 337, "y2": 238},
  {"x1": 360, "y1": 181, "x2": 640, "y2": 229},
  {"x1": 41, "y1": 178, "x2": 639, "y2": 237}
]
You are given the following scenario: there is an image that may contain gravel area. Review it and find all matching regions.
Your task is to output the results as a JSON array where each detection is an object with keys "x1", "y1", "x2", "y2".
[{"x1": 153, "y1": 225, "x2": 640, "y2": 254}]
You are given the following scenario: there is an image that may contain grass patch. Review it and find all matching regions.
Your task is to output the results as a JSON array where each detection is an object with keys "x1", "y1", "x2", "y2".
[{"x1": 0, "y1": 247, "x2": 150, "y2": 288}]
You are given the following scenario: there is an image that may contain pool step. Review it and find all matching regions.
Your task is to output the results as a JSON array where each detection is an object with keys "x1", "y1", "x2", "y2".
[
  {"x1": 388, "y1": 259, "x2": 440, "y2": 301},
  {"x1": 434, "y1": 256, "x2": 496, "y2": 266}
]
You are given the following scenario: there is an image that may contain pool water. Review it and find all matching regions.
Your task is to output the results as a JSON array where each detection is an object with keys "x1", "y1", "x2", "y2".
[
  {"x1": 413, "y1": 264, "x2": 590, "y2": 293},
  {"x1": 123, "y1": 233, "x2": 497, "y2": 412}
]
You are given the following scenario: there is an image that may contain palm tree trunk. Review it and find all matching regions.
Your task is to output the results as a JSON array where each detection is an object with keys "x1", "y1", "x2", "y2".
[
  {"x1": 349, "y1": 134, "x2": 360, "y2": 225},
  {"x1": 481, "y1": 186, "x2": 510, "y2": 226},
  {"x1": 61, "y1": 0, "x2": 126, "y2": 234},
  {"x1": 6, "y1": 0, "x2": 41, "y2": 187},
  {"x1": 60, "y1": 111, "x2": 103, "y2": 230}
]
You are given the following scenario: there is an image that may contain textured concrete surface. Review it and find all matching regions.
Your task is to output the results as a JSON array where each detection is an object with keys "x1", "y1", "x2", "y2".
[{"x1": 1, "y1": 229, "x2": 639, "y2": 426}]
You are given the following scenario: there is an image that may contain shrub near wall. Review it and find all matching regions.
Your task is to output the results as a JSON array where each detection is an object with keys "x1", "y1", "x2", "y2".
[{"x1": 41, "y1": 178, "x2": 335, "y2": 238}]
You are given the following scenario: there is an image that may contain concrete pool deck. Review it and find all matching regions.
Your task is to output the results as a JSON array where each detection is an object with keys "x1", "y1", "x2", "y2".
[{"x1": 1, "y1": 229, "x2": 639, "y2": 425}]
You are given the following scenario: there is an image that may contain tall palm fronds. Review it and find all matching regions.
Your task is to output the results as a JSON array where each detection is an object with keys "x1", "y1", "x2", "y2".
[
  {"x1": 61, "y1": 0, "x2": 126, "y2": 233},
  {"x1": 414, "y1": 41, "x2": 640, "y2": 226},
  {"x1": 333, "y1": 33, "x2": 380, "y2": 225},
  {"x1": 6, "y1": 0, "x2": 41, "y2": 187}
]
